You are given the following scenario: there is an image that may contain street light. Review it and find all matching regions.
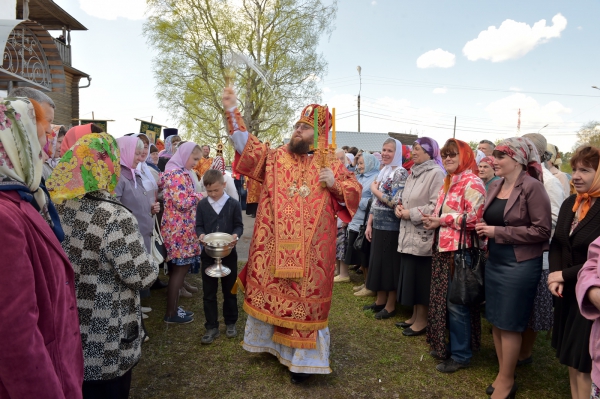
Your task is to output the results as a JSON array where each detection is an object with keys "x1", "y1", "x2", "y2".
[
  {"x1": 538, "y1": 124, "x2": 549, "y2": 133},
  {"x1": 357, "y1": 66, "x2": 362, "y2": 133}
]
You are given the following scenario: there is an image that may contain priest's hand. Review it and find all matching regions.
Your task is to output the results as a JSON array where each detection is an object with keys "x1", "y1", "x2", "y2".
[
  {"x1": 222, "y1": 87, "x2": 237, "y2": 109},
  {"x1": 319, "y1": 168, "x2": 335, "y2": 188}
]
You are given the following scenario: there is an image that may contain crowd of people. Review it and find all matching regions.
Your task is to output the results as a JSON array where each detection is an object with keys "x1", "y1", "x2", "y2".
[
  {"x1": 3, "y1": 85, "x2": 600, "y2": 399},
  {"x1": 336, "y1": 134, "x2": 600, "y2": 399}
]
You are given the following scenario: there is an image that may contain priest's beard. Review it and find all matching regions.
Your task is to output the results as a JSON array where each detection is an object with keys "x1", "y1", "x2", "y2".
[{"x1": 288, "y1": 136, "x2": 311, "y2": 155}]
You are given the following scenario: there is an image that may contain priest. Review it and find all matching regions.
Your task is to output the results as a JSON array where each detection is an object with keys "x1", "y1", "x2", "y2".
[{"x1": 224, "y1": 87, "x2": 361, "y2": 383}]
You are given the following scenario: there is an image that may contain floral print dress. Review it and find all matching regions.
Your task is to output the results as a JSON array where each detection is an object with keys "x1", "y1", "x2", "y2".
[{"x1": 159, "y1": 169, "x2": 203, "y2": 265}]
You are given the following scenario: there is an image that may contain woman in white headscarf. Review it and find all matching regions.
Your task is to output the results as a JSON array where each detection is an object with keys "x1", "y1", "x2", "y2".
[{"x1": 363, "y1": 138, "x2": 409, "y2": 319}]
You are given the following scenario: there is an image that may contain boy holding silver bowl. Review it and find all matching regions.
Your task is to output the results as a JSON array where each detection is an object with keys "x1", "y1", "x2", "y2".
[{"x1": 196, "y1": 169, "x2": 244, "y2": 344}]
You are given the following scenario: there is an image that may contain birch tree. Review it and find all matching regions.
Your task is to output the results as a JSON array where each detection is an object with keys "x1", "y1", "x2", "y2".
[{"x1": 144, "y1": 0, "x2": 337, "y2": 149}]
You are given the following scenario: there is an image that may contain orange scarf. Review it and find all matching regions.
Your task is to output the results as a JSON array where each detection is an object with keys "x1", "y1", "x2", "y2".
[
  {"x1": 572, "y1": 155, "x2": 600, "y2": 220},
  {"x1": 443, "y1": 139, "x2": 477, "y2": 193}
]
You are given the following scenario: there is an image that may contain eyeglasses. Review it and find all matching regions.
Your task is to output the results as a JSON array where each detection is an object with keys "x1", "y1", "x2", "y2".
[
  {"x1": 293, "y1": 123, "x2": 313, "y2": 131},
  {"x1": 441, "y1": 152, "x2": 458, "y2": 159}
]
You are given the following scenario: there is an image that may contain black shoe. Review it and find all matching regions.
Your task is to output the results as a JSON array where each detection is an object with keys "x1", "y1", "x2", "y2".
[
  {"x1": 356, "y1": 268, "x2": 363, "y2": 275},
  {"x1": 374, "y1": 308, "x2": 396, "y2": 320},
  {"x1": 150, "y1": 278, "x2": 168, "y2": 290},
  {"x1": 516, "y1": 356, "x2": 532, "y2": 367},
  {"x1": 395, "y1": 321, "x2": 413, "y2": 329},
  {"x1": 250, "y1": 213, "x2": 256, "y2": 218},
  {"x1": 402, "y1": 326, "x2": 427, "y2": 336},
  {"x1": 201, "y1": 328, "x2": 220, "y2": 344},
  {"x1": 485, "y1": 385, "x2": 494, "y2": 396},
  {"x1": 488, "y1": 382, "x2": 517, "y2": 399},
  {"x1": 363, "y1": 303, "x2": 385, "y2": 312},
  {"x1": 226, "y1": 324, "x2": 237, "y2": 338},
  {"x1": 290, "y1": 372, "x2": 311, "y2": 384},
  {"x1": 436, "y1": 358, "x2": 468, "y2": 373}
]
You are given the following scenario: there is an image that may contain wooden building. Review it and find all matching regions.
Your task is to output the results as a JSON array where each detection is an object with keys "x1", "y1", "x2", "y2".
[{"x1": 0, "y1": 0, "x2": 90, "y2": 126}]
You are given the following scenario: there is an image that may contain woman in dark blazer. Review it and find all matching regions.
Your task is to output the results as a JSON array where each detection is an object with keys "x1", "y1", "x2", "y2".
[
  {"x1": 549, "y1": 145, "x2": 600, "y2": 399},
  {"x1": 476, "y1": 137, "x2": 551, "y2": 399}
]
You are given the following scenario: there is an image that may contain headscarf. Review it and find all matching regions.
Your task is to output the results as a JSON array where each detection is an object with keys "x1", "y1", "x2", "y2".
[
  {"x1": 155, "y1": 138, "x2": 165, "y2": 152},
  {"x1": 132, "y1": 133, "x2": 159, "y2": 192},
  {"x1": 495, "y1": 137, "x2": 543, "y2": 182},
  {"x1": 402, "y1": 144, "x2": 414, "y2": 171},
  {"x1": 359, "y1": 153, "x2": 380, "y2": 177},
  {"x1": 346, "y1": 153, "x2": 355, "y2": 165},
  {"x1": 547, "y1": 143, "x2": 562, "y2": 167},
  {"x1": 414, "y1": 137, "x2": 443, "y2": 170},
  {"x1": 147, "y1": 144, "x2": 158, "y2": 163},
  {"x1": 210, "y1": 155, "x2": 226, "y2": 175},
  {"x1": 442, "y1": 139, "x2": 478, "y2": 193},
  {"x1": 373, "y1": 152, "x2": 382, "y2": 163},
  {"x1": 116, "y1": 136, "x2": 142, "y2": 188},
  {"x1": 376, "y1": 139, "x2": 404, "y2": 182},
  {"x1": 44, "y1": 124, "x2": 64, "y2": 168},
  {"x1": 158, "y1": 135, "x2": 179, "y2": 159},
  {"x1": 47, "y1": 133, "x2": 120, "y2": 204},
  {"x1": 572, "y1": 148, "x2": 600, "y2": 221},
  {"x1": 475, "y1": 150, "x2": 486, "y2": 165},
  {"x1": 479, "y1": 156, "x2": 496, "y2": 168},
  {"x1": 0, "y1": 97, "x2": 47, "y2": 217},
  {"x1": 165, "y1": 141, "x2": 198, "y2": 176},
  {"x1": 61, "y1": 124, "x2": 93, "y2": 155}
]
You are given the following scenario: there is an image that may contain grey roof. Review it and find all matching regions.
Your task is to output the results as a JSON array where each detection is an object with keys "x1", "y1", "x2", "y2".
[{"x1": 335, "y1": 131, "x2": 418, "y2": 152}]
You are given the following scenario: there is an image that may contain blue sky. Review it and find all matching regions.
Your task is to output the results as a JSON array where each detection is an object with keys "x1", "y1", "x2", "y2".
[{"x1": 53, "y1": 0, "x2": 600, "y2": 152}]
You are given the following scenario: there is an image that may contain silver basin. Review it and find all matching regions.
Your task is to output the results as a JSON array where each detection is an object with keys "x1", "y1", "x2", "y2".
[{"x1": 201, "y1": 232, "x2": 237, "y2": 278}]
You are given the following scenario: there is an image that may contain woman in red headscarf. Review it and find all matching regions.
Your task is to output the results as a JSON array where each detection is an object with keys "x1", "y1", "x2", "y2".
[{"x1": 422, "y1": 139, "x2": 486, "y2": 374}]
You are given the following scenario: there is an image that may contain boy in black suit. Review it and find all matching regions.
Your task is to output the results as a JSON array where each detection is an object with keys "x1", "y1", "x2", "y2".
[{"x1": 196, "y1": 170, "x2": 244, "y2": 344}]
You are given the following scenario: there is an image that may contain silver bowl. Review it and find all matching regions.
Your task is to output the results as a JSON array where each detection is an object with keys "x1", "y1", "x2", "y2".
[{"x1": 202, "y1": 232, "x2": 237, "y2": 277}]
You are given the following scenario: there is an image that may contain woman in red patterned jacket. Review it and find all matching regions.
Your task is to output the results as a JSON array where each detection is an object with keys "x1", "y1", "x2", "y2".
[{"x1": 423, "y1": 138, "x2": 486, "y2": 374}]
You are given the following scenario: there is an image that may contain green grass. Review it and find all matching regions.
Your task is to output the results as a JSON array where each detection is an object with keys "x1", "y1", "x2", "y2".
[{"x1": 131, "y1": 266, "x2": 571, "y2": 399}]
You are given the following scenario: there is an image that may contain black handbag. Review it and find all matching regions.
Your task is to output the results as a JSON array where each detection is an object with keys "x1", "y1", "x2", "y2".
[
  {"x1": 353, "y1": 198, "x2": 373, "y2": 253},
  {"x1": 448, "y1": 213, "x2": 486, "y2": 306}
]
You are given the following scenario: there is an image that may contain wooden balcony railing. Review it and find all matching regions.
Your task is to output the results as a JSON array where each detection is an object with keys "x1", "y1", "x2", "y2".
[{"x1": 53, "y1": 38, "x2": 71, "y2": 66}]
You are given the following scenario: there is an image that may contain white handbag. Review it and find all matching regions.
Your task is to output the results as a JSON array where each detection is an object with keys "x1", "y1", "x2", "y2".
[{"x1": 151, "y1": 215, "x2": 167, "y2": 269}]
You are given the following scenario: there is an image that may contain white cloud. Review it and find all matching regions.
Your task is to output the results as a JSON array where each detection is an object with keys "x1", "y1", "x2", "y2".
[
  {"x1": 79, "y1": 0, "x2": 147, "y2": 20},
  {"x1": 485, "y1": 93, "x2": 576, "y2": 134},
  {"x1": 463, "y1": 13, "x2": 567, "y2": 62},
  {"x1": 322, "y1": 87, "x2": 331, "y2": 93},
  {"x1": 578, "y1": 26, "x2": 583, "y2": 30},
  {"x1": 509, "y1": 87, "x2": 522, "y2": 92},
  {"x1": 433, "y1": 87, "x2": 447, "y2": 94},
  {"x1": 371, "y1": 0, "x2": 377, "y2": 5},
  {"x1": 416, "y1": 49, "x2": 456, "y2": 69}
]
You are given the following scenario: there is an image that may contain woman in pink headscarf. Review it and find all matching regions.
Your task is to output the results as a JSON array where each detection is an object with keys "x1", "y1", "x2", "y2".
[
  {"x1": 60, "y1": 123, "x2": 103, "y2": 155},
  {"x1": 160, "y1": 142, "x2": 203, "y2": 324}
]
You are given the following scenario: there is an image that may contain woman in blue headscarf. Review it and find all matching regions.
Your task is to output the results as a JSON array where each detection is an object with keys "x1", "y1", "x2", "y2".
[{"x1": 338, "y1": 153, "x2": 380, "y2": 296}]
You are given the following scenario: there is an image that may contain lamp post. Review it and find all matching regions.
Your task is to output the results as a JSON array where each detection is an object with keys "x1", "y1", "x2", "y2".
[
  {"x1": 357, "y1": 66, "x2": 362, "y2": 133},
  {"x1": 538, "y1": 124, "x2": 549, "y2": 133}
]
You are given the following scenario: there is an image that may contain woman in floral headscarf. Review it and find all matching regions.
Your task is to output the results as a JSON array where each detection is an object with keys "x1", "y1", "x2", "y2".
[
  {"x1": 48, "y1": 133, "x2": 157, "y2": 398},
  {"x1": 476, "y1": 136, "x2": 551, "y2": 398},
  {"x1": 0, "y1": 97, "x2": 84, "y2": 398}
]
